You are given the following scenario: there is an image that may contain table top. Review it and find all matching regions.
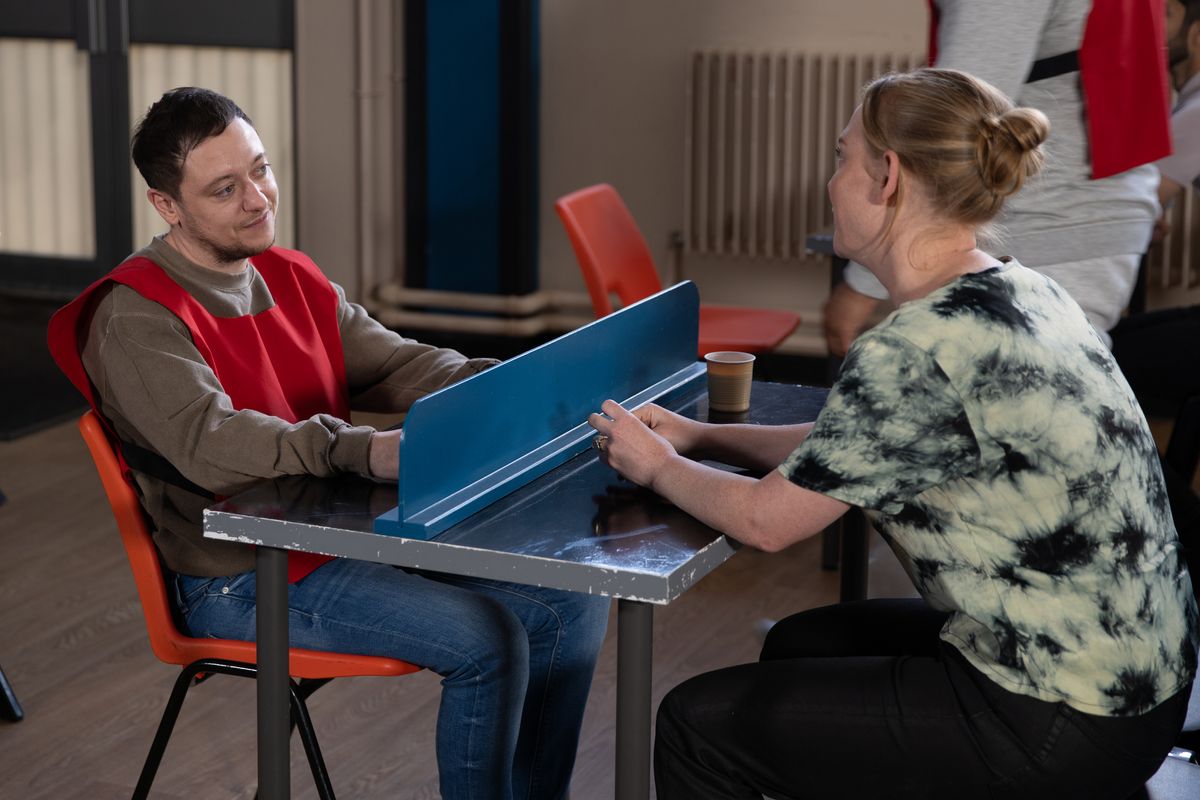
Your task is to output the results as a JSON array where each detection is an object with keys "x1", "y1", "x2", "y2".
[{"x1": 204, "y1": 381, "x2": 826, "y2": 604}]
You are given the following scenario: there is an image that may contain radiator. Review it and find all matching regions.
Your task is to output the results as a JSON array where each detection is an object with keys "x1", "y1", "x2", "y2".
[{"x1": 684, "y1": 50, "x2": 922, "y2": 261}]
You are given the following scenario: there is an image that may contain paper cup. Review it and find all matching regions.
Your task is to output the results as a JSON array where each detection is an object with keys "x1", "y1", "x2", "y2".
[{"x1": 704, "y1": 351, "x2": 755, "y2": 413}]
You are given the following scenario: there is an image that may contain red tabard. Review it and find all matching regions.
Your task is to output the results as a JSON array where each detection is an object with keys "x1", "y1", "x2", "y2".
[
  {"x1": 927, "y1": 0, "x2": 1171, "y2": 179},
  {"x1": 48, "y1": 246, "x2": 351, "y2": 582}
]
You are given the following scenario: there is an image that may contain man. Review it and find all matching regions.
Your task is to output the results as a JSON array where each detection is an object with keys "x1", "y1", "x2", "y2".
[
  {"x1": 1159, "y1": 0, "x2": 1200, "y2": 206},
  {"x1": 49, "y1": 87, "x2": 608, "y2": 800},
  {"x1": 1109, "y1": 0, "x2": 1200, "y2": 422}
]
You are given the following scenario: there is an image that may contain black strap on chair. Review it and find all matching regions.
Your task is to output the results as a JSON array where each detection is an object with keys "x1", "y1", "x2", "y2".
[
  {"x1": 118, "y1": 439, "x2": 216, "y2": 501},
  {"x1": 0, "y1": 664, "x2": 23, "y2": 722},
  {"x1": 1026, "y1": 50, "x2": 1079, "y2": 83}
]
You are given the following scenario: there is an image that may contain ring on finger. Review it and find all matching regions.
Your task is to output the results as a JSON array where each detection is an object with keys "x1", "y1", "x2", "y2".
[{"x1": 592, "y1": 435, "x2": 609, "y2": 452}]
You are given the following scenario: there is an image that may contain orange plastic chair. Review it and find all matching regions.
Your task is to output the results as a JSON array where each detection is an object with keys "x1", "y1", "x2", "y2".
[
  {"x1": 78, "y1": 410, "x2": 421, "y2": 799},
  {"x1": 554, "y1": 183, "x2": 801, "y2": 356}
]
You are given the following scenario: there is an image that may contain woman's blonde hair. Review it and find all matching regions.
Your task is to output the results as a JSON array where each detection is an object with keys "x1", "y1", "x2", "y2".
[{"x1": 860, "y1": 68, "x2": 1049, "y2": 227}]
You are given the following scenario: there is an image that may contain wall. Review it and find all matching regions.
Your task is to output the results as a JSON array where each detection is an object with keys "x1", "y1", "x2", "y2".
[
  {"x1": 295, "y1": 0, "x2": 927, "y2": 350},
  {"x1": 294, "y1": 0, "x2": 398, "y2": 299},
  {"x1": 539, "y1": 0, "x2": 927, "y2": 349}
]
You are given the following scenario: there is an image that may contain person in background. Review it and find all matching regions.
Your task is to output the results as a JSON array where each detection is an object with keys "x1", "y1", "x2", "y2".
[
  {"x1": 824, "y1": 0, "x2": 1166, "y2": 356},
  {"x1": 1159, "y1": 0, "x2": 1200, "y2": 209},
  {"x1": 49, "y1": 87, "x2": 608, "y2": 800},
  {"x1": 591, "y1": 68, "x2": 1198, "y2": 800},
  {"x1": 1114, "y1": 0, "x2": 1200, "y2": 421}
]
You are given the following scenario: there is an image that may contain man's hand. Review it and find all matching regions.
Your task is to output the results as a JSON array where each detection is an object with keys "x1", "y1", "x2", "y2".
[
  {"x1": 823, "y1": 282, "x2": 881, "y2": 358},
  {"x1": 368, "y1": 429, "x2": 403, "y2": 480}
]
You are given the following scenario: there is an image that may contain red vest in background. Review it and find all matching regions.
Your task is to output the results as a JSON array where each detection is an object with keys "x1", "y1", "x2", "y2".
[
  {"x1": 927, "y1": 0, "x2": 1171, "y2": 179},
  {"x1": 48, "y1": 247, "x2": 350, "y2": 583}
]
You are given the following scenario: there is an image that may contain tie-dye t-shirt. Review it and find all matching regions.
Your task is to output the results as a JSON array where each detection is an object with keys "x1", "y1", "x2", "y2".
[{"x1": 781, "y1": 261, "x2": 1198, "y2": 716}]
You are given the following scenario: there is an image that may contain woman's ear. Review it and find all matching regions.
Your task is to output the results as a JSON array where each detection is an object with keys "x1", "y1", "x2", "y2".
[
  {"x1": 878, "y1": 149, "x2": 897, "y2": 205},
  {"x1": 870, "y1": 150, "x2": 902, "y2": 206}
]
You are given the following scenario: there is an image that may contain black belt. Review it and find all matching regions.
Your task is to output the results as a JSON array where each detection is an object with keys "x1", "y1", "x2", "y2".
[{"x1": 1026, "y1": 50, "x2": 1079, "y2": 83}]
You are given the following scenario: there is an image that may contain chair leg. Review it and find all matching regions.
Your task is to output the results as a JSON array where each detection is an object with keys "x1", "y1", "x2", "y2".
[
  {"x1": 250, "y1": 678, "x2": 335, "y2": 800},
  {"x1": 0, "y1": 664, "x2": 24, "y2": 722},
  {"x1": 138, "y1": 661, "x2": 338, "y2": 800},
  {"x1": 133, "y1": 662, "x2": 209, "y2": 800},
  {"x1": 289, "y1": 679, "x2": 336, "y2": 800}
]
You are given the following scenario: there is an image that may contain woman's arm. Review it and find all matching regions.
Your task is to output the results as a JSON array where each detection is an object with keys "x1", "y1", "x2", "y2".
[
  {"x1": 590, "y1": 401, "x2": 847, "y2": 551},
  {"x1": 631, "y1": 403, "x2": 814, "y2": 473}
]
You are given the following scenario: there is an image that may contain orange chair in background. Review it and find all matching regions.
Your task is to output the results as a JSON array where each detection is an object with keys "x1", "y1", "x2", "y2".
[
  {"x1": 78, "y1": 410, "x2": 421, "y2": 799},
  {"x1": 554, "y1": 183, "x2": 801, "y2": 356}
]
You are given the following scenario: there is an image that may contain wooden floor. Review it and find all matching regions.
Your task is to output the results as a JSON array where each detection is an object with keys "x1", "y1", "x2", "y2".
[{"x1": 0, "y1": 414, "x2": 911, "y2": 799}]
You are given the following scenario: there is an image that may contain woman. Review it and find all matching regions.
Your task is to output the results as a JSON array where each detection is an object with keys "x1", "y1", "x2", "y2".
[{"x1": 587, "y1": 68, "x2": 1198, "y2": 799}]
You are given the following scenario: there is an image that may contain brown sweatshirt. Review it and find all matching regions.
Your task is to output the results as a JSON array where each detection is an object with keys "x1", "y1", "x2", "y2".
[{"x1": 81, "y1": 236, "x2": 496, "y2": 577}]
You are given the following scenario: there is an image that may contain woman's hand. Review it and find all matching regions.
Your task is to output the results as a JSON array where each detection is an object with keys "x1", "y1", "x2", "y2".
[
  {"x1": 588, "y1": 400, "x2": 679, "y2": 490},
  {"x1": 631, "y1": 403, "x2": 705, "y2": 457}
]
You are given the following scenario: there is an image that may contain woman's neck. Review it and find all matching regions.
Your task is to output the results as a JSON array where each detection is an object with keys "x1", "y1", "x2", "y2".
[{"x1": 871, "y1": 226, "x2": 1000, "y2": 305}]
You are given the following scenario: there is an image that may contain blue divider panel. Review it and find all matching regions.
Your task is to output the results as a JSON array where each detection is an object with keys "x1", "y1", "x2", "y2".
[{"x1": 374, "y1": 282, "x2": 705, "y2": 538}]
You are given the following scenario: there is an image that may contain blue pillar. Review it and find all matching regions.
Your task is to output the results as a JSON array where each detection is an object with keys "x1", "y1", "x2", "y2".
[{"x1": 405, "y1": 0, "x2": 539, "y2": 296}]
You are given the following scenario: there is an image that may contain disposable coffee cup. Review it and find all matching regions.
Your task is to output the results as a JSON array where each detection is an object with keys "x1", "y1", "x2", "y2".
[{"x1": 704, "y1": 351, "x2": 755, "y2": 413}]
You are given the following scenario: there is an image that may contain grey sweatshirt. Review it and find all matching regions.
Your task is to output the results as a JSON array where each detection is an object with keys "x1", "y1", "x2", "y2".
[{"x1": 843, "y1": 0, "x2": 1159, "y2": 339}]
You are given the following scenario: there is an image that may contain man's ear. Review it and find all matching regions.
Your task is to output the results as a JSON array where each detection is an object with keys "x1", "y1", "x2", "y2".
[
  {"x1": 871, "y1": 150, "x2": 902, "y2": 205},
  {"x1": 147, "y1": 188, "x2": 181, "y2": 227}
]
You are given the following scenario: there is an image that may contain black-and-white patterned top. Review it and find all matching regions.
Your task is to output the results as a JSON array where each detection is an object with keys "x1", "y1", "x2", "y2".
[{"x1": 782, "y1": 260, "x2": 1198, "y2": 716}]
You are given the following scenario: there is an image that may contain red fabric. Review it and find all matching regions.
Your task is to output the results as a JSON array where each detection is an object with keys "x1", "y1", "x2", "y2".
[
  {"x1": 926, "y1": 0, "x2": 939, "y2": 66},
  {"x1": 48, "y1": 247, "x2": 350, "y2": 583},
  {"x1": 927, "y1": 0, "x2": 1171, "y2": 179},
  {"x1": 1080, "y1": 0, "x2": 1171, "y2": 178}
]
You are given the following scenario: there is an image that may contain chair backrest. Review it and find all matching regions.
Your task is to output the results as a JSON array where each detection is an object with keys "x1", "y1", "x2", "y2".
[
  {"x1": 78, "y1": 411, "x2": 208, "y2": 667},
  {"x1": 554, "y1": 183, "x2": 663, "y2": 317}
]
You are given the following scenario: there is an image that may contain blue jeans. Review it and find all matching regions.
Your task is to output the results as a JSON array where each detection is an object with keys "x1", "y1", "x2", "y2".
[{"x1": 174, "y1": 558, "x2": 610, "y2": 800}]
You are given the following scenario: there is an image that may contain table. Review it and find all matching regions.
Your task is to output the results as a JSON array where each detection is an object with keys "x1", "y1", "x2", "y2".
[{"x1": 205, "y1": 379, "x2": 826, "y2": 800}]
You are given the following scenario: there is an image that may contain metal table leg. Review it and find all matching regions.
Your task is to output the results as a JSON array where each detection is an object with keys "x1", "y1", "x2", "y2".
[
  {"x1": 838, "y1": 509, "x2": 869, "y2": 602},
  {"x1": 820, "y1": 525, "x2": 841, "y2": 570},
  {"x1": 257, "y1": 546, "x2": 290, "y2": 799},
  {"x1": 615, "y1": 599, "x2": 653, "y2": 800}
]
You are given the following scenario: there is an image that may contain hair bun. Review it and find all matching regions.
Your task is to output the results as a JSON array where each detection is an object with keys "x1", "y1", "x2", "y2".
[{"x1": 976, "y1": 107, "x2": 1050, "y2": 200}]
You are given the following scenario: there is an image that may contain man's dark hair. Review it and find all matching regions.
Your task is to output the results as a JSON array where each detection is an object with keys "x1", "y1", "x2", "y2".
[{"x1": 130, "y1": 87, "x2": 254, "y2": 199}]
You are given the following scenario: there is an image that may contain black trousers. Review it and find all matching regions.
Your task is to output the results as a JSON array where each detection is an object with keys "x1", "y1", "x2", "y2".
[
  {"x1": 1111, "y1": 306, "x2": 1200, "y2": 604},
  {"x1": 654, "y1": 599, "x2": 1191, "y2": 800},
  {"x1": 1110, "y1": 305, "x2": 1200, "y2": 420}
]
